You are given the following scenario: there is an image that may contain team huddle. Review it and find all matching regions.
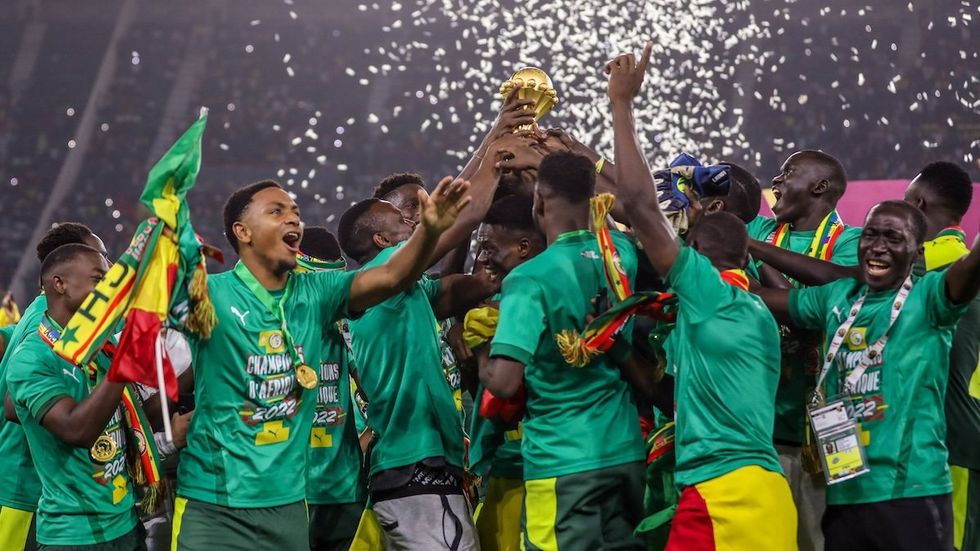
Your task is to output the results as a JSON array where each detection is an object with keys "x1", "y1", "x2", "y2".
[{"x1": 0, "y1": 44, "x2": 978, "y2": 551}]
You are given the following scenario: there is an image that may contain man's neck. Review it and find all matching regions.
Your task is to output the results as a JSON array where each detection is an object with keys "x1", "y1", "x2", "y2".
[
  {"x1": 46, "y1": 303, "x2": 73, "y2": 329},
  {"x1": 240, "y1": 254, "x2": 288, "y2": 290},
  {"x1": 790, "y1": 204, "x2": 834, "y2": 232},
  {"x1": 543, "y1": 207, "x2": 590, "y2": 245},
  {"x1": 924, "y1": 213, "x2": 959, "y2": 241}
]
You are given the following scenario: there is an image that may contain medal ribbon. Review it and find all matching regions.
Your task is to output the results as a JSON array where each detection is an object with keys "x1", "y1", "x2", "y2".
[
  {"x1": 294, "y1": 252, "x2": 346, "y2": 274},
  {"x1": 814, "y1": 275, "x2": 913, "y2": 401},
  {"x1": 233, "y1": 261, "x2": 304, "y2": 371},
  {"x1": 771, "y1": 209, "x2": 846, "y2": 261}
]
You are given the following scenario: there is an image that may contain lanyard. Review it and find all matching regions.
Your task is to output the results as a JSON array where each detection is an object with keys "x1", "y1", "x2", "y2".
[
  {"x1": 813, "y1": 275, "x2": 913, "y2": 403},
  {"x1": 233, "y1": 261, "x2": 302, "y2": 368}
]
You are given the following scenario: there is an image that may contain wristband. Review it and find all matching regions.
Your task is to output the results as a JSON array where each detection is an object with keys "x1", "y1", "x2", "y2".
[{"x1": 595, "y1": 158, "x2": 606, "y2": 175}]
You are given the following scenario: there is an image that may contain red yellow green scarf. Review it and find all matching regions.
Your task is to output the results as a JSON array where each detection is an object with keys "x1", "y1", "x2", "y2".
[
  {"x1": 39, "y1": 315, "x2": 165, "y2": 512},
  {"x1": 555, "y1": 194, "x2": 678, "y2": 367},
  {"x1": 720, "y1": 268, "x2": 750, "y2": 290},
  {"x1": 771, "y1": 209, "x2": 845, "y2": 261}
]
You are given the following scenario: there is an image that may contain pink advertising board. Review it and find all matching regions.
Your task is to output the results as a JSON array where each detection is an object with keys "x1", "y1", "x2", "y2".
[{"x1": 761, "y1": 180, "x2": 980, "y2": 242}]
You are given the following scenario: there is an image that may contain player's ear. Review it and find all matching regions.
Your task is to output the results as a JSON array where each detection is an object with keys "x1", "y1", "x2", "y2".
[{"x1": 233, "y1": 221, "x2": 252, "y2": 247}]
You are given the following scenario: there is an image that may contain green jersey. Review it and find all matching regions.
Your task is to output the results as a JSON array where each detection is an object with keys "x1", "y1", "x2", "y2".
[
  {"x1": 177, "y1": 265, "x2": 356, "y2": 507},
  {"x1": 0, "y1": 294, "x2": 46, "y2": 511},
  {"x1": 490, "y1": 230, "x2": 645, "y2": 480},
  {"x1": 947, "y1": 297, "x2": 980, "y2": 469},
  {"x1": 306, "y1": 322, "x2": 366, "y2": 505},
  {"x1": 468, "y1": 384, "x2": 523, "y2": 480},
  {"x1": 748, "y1": 215, "x2": 861, "y2": 444},
  {"x1": 7, "y1": 329, "x2": 137, "y2": 545},
  {"x1": 664, "y1": 246, "x2": 783, "y2": 487},
  {"x1": 921, "y1": 233, "x2": 980, "y2": 469},
  {"x1": 790, "y1": 271, "x2": 967, "y2": 504},
  {"x1": 347, "y1": 244, "x2": 464, "y2": 476}
]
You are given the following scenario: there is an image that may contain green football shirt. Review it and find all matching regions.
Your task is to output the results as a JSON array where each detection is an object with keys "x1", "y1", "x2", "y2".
[
  {"x1": 347, "y1": 244, "x2": 464, "y2": 476},
  {"x1": 790, "y1": 271, "x2": 967, "y2": 504},
  {"x1": 468, "y1": 384, "x2": 523, "y2": 480},
  {"x1": 664, "y1": 246, "x2": 783, "y2": 487},
  {"x1": 946, "y1": 297, "x2": 980, "y2": 469},
  {"x1": 306, "y1": 322, "x2": 366, "y2": 505},
  {"x1": 920, "y1": 234, "x2": 980, "y2": 470},
  {"x1": 0, "y1": 294, "x2": 46, "y2": 511},
  {"x1": 7, "y1": 329, "x2": 137, "y2": 545},
  {"x1": 748, "y1": 215, "x2": 861, "y2": 444},
  {"x1": 177, "y1": 265, "x2": 356, "y2": 507},
  {"x1": 490, "y1": 229, "x2": 645, "y2": 480}
]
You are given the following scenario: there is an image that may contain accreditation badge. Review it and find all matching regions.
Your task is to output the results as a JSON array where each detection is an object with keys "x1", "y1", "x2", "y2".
[{"x1": 807, "y1": 395, "x2": 870, "y2": 485}]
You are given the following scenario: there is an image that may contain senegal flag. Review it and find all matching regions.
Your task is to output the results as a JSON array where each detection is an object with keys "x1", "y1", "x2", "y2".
[{"x1": 53, "y1": 111, "x2": 216, "y2": 401}]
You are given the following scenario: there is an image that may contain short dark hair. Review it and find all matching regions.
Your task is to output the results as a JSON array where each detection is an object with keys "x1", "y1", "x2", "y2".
[
  {"x1": 915, "y1": 161, "x2": 973, "y2": 219},
  {"x1": 537, "y1": 151, "x2": 595, "y2": 204},
  {"x1": 40, "y1": 243, "x2": 102, "y2": 282},
  {"x1": 798, "y1": 149, "x2": 847, "y2": 201},
  {"x1": 720, "y1": 162, "x2": 762, "y2": 223},
  {"x1": 484, "y1": 194, "x2": 536, "y2": 233},
  {"x1": 689, "y1": 211, "x2": 749, "y2": 265},
  {"x1": 372, "y1": 172, "x2": 424, "y2": 200},
  {"x1": 337, "y1": 198, "x2": 384, "y2": 264},
  {"x1": 300, "y1": 226, "x2": 342, "y2": 261},
  {"x1": 36, "y1": 222, "x2": 94, "y2": 262},
  {"x1": 870, "y1": 200, "x2": 929, "y2": 245},
  {"x1": 223, "y1": 180, "x2": 282, "y2": 252}
]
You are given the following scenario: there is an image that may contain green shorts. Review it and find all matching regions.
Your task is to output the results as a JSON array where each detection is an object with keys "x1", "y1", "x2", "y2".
[
  {"x1": 521, "y1": 461, "x2": 645, "y2": 551},
  {"x1": 308, "y1": 501, "x2": 365, "y2": 551},
  {"x1": 952, "y1": 465, "x2": 980, "y2": 551},
  {"x1": 171, "y1": 498, "x2": 307, "y2": 551},
  {"x1": 38, "y1": 524, "x2": 145, "y2": 551}
]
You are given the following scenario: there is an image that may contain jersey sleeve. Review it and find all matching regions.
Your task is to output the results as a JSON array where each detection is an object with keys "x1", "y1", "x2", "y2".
[
  {"x1": 924, "y1": 271, "x2": 969, "y2": 328},
  {"x1": 665, "y1": 246, "x2": 732, "y2": 324},
  {"x1": 746, "y1": 215, "x2": 777, "y2": 242},
  {"x1": 788, "y1": 283, "x2": 833, "y2": 330},
  {"x1": 829, "y1": 226, "x2": 862, "y2": 266},
  {"x1": 490, "y1": 272, "x2": 546, "y2": 365},
  {"x1": 305, "y1": 270, "x2": 357, "y2": 323},
  {"x1": 418, "y1": 274, "x2": 443, "y2": 305},
  {"x1": 7, "y1": 343, "x2": 71, "y2": 422}
]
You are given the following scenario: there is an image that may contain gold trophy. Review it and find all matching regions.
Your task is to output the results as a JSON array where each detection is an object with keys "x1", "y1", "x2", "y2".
[{"x1": 499, "y1": 67, "x2": 559, "y2": 130}]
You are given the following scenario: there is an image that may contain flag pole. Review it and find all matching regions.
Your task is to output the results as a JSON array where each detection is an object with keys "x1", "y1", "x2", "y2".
[{"x1": 156, "y1": 332, "x2": 173, "y2": 442}]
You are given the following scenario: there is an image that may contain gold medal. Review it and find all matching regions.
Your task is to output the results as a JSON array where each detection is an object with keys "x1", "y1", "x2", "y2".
[
  {"x1": 295, "y1": 364, "x2": 318, "y2": 390},
  {"x1": 90, "y1": 434, "x2": 118, "y2": 463}
]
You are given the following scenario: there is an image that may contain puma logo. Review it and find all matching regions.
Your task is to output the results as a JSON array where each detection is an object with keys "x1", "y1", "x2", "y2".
[
  {"x1": 231, "y1": 307, "x2": 250, "y2": 325},
  {"x1": 63, "y1": 368, "x2": 80, "y2": 383},
  {"x1": 832, "y1": 305, "x2": 843, "y2": 323}
]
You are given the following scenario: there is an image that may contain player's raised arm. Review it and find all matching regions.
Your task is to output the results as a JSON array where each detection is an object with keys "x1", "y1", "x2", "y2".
[
  {"x1": 348, "y1": 177, "x2": 471, "y2": 313},
  {"x1": 945, "y1": 228, "x2": 980, "y2": 305},
  {"x1": 607, "y1": 43, "x2": 680, "y2": 276}
]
